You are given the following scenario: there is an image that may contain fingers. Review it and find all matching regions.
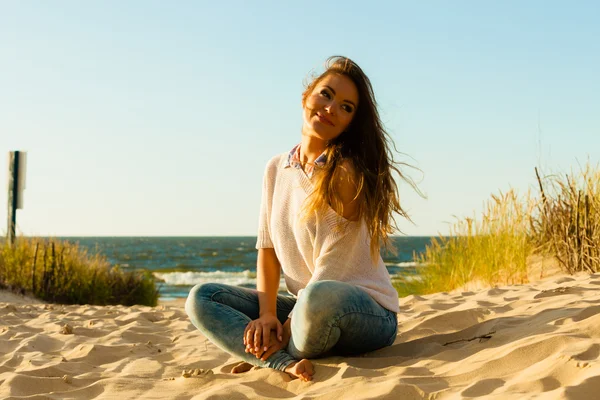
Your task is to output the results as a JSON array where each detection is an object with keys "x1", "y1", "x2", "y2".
[
  {"x1": 262, "y1": 326, "x2": 271, "y2": 352},
  {"x1": 244, "y1": 318, "x2": 282, "y2": 357},
  {"x1": 244, "y1": 323, "x2": 255, "y2": 352},
  {"x1": 253, "y1": 325, "x2": 262, "y2": 353},
  {"x1": 260, "y1": 344, "x2": 278, "y2": 361},
  {"x1": 243, "y1": 323, "x2": 250, "y2": 346},
  {"x1": 254, "y1": 325, "x2": 267, "y2": 358},
  {"x1": 255, "y1": 347, "x2": 266, "y2": 359},
  {"x1": 251, "y1": 325, "x2": 269, "y2": 359}
]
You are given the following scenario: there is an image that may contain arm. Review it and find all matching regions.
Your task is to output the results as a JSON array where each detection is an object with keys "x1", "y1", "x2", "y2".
[
  {"x1": 246, "y1": 155, "x2": 288, "y2": 358},
  {"x1": 244, "y1": 248, "x2": 285, "y2": 357},
  {"x1": 256, "y1": 248, "x2": 281, "y2": 318}
]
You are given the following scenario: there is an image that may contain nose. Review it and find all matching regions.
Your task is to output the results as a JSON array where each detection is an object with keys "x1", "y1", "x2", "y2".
[{"x1": 324, "y1": 101, "x2": 336, "y2": 115}]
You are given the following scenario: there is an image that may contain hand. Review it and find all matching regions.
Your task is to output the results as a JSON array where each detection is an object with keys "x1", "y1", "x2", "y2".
[
  {"x1": 243, "y1": 314, "x2": 283, "y2": 359},
  {"x1": 259, "y1": 318, "x2": 291, "y2": 361}
]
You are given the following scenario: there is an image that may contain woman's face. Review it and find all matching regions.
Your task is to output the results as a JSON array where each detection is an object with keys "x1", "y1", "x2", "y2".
[{"x1": 302, "y1": 73, "x2": 359, "y2": 142}]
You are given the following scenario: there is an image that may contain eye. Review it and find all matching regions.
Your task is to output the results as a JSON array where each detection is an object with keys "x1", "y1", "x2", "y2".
[
  {"x1": 342, "y1": 104, "x2": 354, "y2": 113},
  {"x1": 319, "y1": 89, "x2": 331, "y2": 99}
]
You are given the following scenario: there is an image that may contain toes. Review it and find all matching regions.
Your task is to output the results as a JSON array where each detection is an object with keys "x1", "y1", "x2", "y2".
[{"x1": 231, "y1": 362, "x2": 253, "y2": 374}]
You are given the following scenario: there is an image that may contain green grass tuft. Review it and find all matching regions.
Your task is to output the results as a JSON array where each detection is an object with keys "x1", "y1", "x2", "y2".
[
  {"x1": 0, "y1": 237, "x2": 159, "y2": 306},
  {"x1": 394, "y1": 189, "x2": 534, "y2": 296}
]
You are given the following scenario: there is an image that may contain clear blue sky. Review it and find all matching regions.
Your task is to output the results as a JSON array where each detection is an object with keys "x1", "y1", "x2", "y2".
[{"x1": 1, "y1": 1, "x2": 598, "y2": 237}]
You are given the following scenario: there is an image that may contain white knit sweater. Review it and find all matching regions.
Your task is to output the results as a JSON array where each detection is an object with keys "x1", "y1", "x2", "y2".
[{"x1": 255, "y1": 152, "x2": 400, "y2": 314}]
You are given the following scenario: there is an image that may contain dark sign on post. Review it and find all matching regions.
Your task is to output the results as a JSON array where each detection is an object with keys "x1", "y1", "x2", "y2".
[{"x1": 7, "y1": 151, "x2": 27, "y2": 245}]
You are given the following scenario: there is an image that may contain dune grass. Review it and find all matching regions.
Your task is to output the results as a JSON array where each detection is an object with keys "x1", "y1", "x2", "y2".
[
  {"x1": 395, "y1": 161, "x2": 600, "y2": 297},
  {"x1": 533, "y1": 163, "x2": 600, "y2": 274},
  {"x1": 0, "y1": 237, "x2": 159, "y2": 306},
  {"x1": 394, "y1": 190, "x2": 534, "y2": 296}
]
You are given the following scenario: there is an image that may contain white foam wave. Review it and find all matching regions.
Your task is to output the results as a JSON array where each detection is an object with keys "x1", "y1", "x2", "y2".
[
  {"x1": 154, "y1": 270, "x2": 254, "y2": 286},
  {"x1": 390, "y1": 261, "x2": 419, "y2": 267},
  {"x1": 154, "y1": 270, "x2": 286, "y2": 289}
]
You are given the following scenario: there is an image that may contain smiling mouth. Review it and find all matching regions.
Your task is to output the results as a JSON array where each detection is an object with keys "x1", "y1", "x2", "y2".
[{"x1": 316, "y1": 113, "x2": 334, "y2": 126}]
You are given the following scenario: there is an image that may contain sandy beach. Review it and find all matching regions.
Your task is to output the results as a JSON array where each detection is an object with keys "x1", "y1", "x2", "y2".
[{"x1": 1, "y1": 272, "x2": 599, "y2": 399}]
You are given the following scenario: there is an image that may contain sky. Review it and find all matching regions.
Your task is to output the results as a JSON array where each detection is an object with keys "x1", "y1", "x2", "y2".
[{"x1": 1, "y1": 1, "x2": 599, "y2": 237}]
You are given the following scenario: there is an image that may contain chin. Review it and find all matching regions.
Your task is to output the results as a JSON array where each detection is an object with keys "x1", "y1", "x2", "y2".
[{"x1": 309, "y1": 124, "x2": 342, "y2": 141}]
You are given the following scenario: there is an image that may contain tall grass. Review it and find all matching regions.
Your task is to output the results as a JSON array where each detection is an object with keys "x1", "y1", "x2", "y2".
[
  {"x1": 533, "y1": 163, "x2": 600, "y2": 273},
  {"x1": 394, "y1": 190, "x2": 534, "y2": 296},
  {"x1": 0, "y1": 237, "x2": 159, "y2": 306},
  {"x1": 395, "y1": 161, "x2": 600, "y2": 297}
]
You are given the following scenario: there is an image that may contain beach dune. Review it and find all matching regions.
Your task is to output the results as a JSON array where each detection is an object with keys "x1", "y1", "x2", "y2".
[{"x1": 1, "y1": 273, "x2": 600, "y2": 399}]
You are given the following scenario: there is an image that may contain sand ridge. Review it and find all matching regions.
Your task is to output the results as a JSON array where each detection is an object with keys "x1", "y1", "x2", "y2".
[{"x1": 1, "y1": 273, "x2": 599, "y2": 399}]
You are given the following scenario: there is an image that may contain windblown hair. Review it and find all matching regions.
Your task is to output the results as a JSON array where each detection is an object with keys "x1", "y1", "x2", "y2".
[{"x1": 301, "y1": 56, "x2": 418, "y2": 260}]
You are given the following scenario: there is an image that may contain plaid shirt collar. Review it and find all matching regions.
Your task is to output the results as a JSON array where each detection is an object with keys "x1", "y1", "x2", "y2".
[{"x1": 285, "y1": 143, "x2": 327, "y2": 178}]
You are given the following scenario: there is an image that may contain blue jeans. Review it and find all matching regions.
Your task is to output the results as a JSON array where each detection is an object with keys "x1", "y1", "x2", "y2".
[{"x1": 185, "y1": 280, "x2": 398, "y2": 372}]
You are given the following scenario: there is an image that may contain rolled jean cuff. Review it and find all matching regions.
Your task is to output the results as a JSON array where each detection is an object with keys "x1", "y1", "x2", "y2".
[{"x1": 267, "y1": 350, "x2": 297, "y2": 372}]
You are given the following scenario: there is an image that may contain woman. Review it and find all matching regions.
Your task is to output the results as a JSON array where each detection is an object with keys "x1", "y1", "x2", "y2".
[{"x1": 186, "y1": 56, "x2": 412, "y2": 382}]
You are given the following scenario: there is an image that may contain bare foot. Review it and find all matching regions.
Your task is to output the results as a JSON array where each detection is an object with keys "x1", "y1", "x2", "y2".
[
  {"x1": 284, "y1": 359, "x2": 314, "y2": 382},
  {"x1": 231, "y1": 362, "x2": 253, "y2": 374}
]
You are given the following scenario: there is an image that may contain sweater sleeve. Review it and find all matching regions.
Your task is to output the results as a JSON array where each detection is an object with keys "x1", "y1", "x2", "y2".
[{"x1": 255, "y1": 156, "x2": 279, "y2": 249}]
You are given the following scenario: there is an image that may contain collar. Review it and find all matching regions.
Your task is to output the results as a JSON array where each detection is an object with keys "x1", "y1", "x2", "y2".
[{"x1": 285, "y1": 143, "x2": 327, "y2": 177}]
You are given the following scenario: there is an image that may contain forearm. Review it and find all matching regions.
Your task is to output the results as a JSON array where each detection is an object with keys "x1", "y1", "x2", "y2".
[{"x1": 256, "y1": 248, "x2": 281, "y2": 317}]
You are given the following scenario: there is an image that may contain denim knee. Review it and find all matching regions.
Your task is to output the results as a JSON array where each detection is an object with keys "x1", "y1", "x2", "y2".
[
  {"x1": 296, "y1": 281, "x2": 344, "y2": 324},
  {"x1": 300, "y1": 280, "x2": 349, "y2": 308},
  {"x1": 287, "y1": 281, "x2": 344, "y2": 358},
  {"x1": 185, "y1": 282, "x2": 222, "y2": 319}
]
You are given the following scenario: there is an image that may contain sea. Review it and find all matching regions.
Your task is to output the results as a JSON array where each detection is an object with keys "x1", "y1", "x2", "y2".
[{"x1": 58, "y1": 236, "x2": 435, "y2": 301}]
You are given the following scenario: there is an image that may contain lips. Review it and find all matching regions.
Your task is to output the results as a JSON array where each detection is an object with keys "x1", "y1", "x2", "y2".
[{"x1": 316, "y1": 112, "x2": 334, "y2": 126}]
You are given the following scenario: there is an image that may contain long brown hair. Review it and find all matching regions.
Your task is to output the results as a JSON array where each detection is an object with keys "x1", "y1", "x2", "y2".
[{"x1": 301, "y1": 56, "x2": 420, "y2": 259}]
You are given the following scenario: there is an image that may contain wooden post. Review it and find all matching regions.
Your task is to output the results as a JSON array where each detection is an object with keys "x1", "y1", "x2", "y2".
[{"x1": 7, "y1": 151, "x2": 20, "y2": 246}]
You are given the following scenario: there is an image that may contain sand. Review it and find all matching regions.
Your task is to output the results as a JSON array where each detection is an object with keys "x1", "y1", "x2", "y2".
[{"x1": 1, "y1": 273, "x2": 600, "y2": 399}]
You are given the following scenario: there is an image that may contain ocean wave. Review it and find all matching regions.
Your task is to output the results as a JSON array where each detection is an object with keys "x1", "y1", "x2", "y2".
[
  {"x1": 389, "y1": 261, "x2": 419, "y2": 267},
  {"x1": 154, "y1": 270, "x2": 286, "y2": 288}
]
